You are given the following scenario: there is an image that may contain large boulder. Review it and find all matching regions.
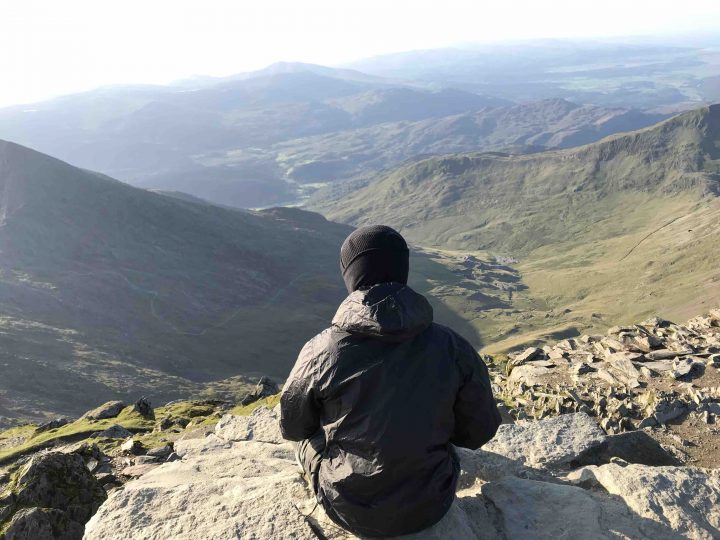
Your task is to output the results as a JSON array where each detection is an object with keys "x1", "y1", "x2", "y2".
[
  {"x1": 83, "y1": 410, "x2": 720, "y2": 540},
  {"x1": 1, "y1": 452, "x2": 106, "y2": 540},
  {"x1": 80, "y1": 401, "x2": 126, "y2": 421},
  {"x1": 482, "y1": 476, "x2": 682, "y2": 539},
  {"x1": 483, "y1": 412, "x2": 606, "y2": 468},
  {"x1": 583, "y1": 463, "x2": 720, "y2": 539}
]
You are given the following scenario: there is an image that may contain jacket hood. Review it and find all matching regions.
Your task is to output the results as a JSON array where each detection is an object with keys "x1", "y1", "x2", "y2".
[{"x1": 332, "y1": 282, "x2": 433, "y2": 341}]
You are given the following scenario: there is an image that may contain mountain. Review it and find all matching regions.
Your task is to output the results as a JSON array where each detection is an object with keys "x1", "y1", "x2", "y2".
[
  {"x1": 312, "y1": 105, "x2": 720, "y2": 352},
  {"x1": 0, "y1": 139, "x2": 353, "y2": 422},
  {"x1": 346, "y1": 39, "x2": 720, "y2": 108},
  {"x1": 0, "y1": 141, "x2": 490, "y2": 424},
  {"x1": 267, "y1": 99, "x2": 667, "y2": 184},
  {"x1": 0, "y1": 69, "x2": 505, "y2": 208}
]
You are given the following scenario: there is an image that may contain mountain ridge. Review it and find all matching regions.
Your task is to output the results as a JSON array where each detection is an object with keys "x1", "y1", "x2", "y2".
[{"x1": 0, "y1": 139, "x2": 352, "y2": 421}]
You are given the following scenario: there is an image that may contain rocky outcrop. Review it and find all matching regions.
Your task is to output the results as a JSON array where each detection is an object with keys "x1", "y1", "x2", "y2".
[
  {"x1": 84, "y1": 406, "x2": 720, "y2": 540},
  {"x1": 0, "y1": 453, "x2": 106, "y2": 539},
  {"x1": 80, "y1": 401, "x2": 126, "y2": 421},
  {"x1": 240, "y1": 377, "x2": 280, "y2": 407},
  {"x1": 496, "y1": 309, "x2": 720, "y2": 466}
]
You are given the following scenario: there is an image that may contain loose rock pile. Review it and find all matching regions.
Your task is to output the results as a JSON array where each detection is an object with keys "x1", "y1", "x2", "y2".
[
  {"x1": 84, "y1": 406, "x2": 720, "y2": 540},
  {"x1": 494, "y1": 310, "x2": 720, "y2": 463}
]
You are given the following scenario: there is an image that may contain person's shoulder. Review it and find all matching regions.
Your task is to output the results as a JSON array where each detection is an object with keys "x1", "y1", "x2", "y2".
[
  {"x1": 429, "y1": 322, "x2": 472, "y2": 344},
  {"x1": 300, "y1": 327, "x2": 334, "y2": 357},
  {"x1": 428, "y1": 323, "x2": 478, "y2": 356}
]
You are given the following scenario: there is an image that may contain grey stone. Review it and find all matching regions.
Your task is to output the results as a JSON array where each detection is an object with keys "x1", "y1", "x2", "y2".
[
  {"x1": 133, "y1": 455, "x2": 159, "y2": 465},
  {"x1": 34, "y1": 417, "x2": 69, "y2": 433},
  {"x1": 0, "y1": 452, "x2": 106, "y2": 539},
  {"x1": 510, "y1": 347, "x2": 544, "y2": 366},
  {"x1": 132, "y1": 397, "x2": 154, "y2": 418},
  {"x1": 240, "y1": 376, "x2": 280, "y2": 406},
  {"x1": 94, "y1": 425, "x2": 133, "y2": 439},
  {"x1": 145, "y1": 444, "x2": 173, "y2": 460},
  {"x1": 647, "y1": 349, "x2": 693, "y2": 361},
  {"x1": 483, "y1": 413, "x2": 606, "y2": 469},
  {"x1": 573, "y1": 431, "x2": 680, "y2": 467},
  {"x1": 215, "y1": 406, "x2": 284, "y2": 444},
  {"x1": 120, "y1": 463, "x2": 161, "y2": 477},
  {"x1": 585, "y1": 463, "x2": 720, "y2": 539},
  {"x1": 2, "y1": 507, "x2": 85, "y2": 540},
  {"x1": 81, "y1": 401, "x2": 126, "y2": 421},
  {"x1": 120, "y1": 438, "x2": 145, "y2": 455},
  {"x1": 669, "y1": 357, "x2": 705, "y2": 379},
  {"x1": 482, "y1": 476, "x2": 675, "y2": 539},
  {"x1": 507, "y1": 363, "x2": 552, "y2": 386},
  {"x1": 655, "y1": 404, "x2": 688, "y2": 425}
]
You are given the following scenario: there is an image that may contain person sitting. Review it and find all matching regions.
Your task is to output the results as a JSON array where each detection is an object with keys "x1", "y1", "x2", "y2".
[{"x1": 280, "y1": 225, "x2": 501, "y2": 538}]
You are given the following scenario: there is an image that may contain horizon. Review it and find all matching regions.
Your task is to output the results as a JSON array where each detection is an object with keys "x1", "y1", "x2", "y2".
[{"x1": 2, "y1": 0, "x2": 720, "y2": 108}]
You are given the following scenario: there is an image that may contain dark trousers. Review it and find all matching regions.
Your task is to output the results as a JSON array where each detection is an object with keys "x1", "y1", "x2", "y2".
[{"x1": 296, "y1": 430, "x2": 326, "y2": 496}]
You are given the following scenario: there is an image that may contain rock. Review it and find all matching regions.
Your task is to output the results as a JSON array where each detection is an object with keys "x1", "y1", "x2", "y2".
[
  {"x1": 571, "y1": 362, "x2": 595, "y2": 377},
  {"x1": 95, "y1": 473, "x2": 118, "y2": 487},
  {"x1": 0, "y1": 452, "x2": 106, "y2": 539},
  {"x1": 85, "y1": 458, "x2": 99, "y2": 473},
  {"x1": 573, "y1": 431, "x2": 680, "y2": 467},
  {"x1": 133, "y1": 455, "x2": 159, "y2": 465},
  {"x1": 214, "y1": 406, "x2": 284, "y2": 444},
  {"x1": 655, "y1": 403, "x2": 688, "y2": 425},
  {"x1": 705, "y1": 402, "x2": 720, "y2": 415},
  {"x1": 81, "y1": 401, "x2": 126, "y2": 421},
  {"x1": 240, "y1": 377, "x2": 281, "y2": 406},
  {"x1": 639, "y1": 416, "x2": 659, "y2": 429},
  {"x1": 647, "y1": 349, "x2": 693, "y2": 361},
  {"x1": 627, "y1": 335, "x2": 660, "y2": 353},
  {"x1": 94, "y1": 425, "x2": 133, "y2": 439},
  {"x1": 146, "y1": 444, "x2": 173, "y2": 460},
  {"x1": 120, "y1": 438, "x2": 145, "y2": 455},
  {"x1": 507, "y1": 363, "x2": 552, "y2": 386},
  {"x1": 669, "y1": 357, "x2": 705, "y2": 379},
  {"x1": 132, "y1": 397, "x2": 153, "y2": 418},
  {"x1": 607, "y1": 354, "x2": 642, "y2": 379},
  {"x1": 34, "y1": 417, "x2": 69, "y2": 433},
  {"x1": 708, "y1": 354, "x2": 720, "y2": 368},
  {"x1": 641, "y1": 317, "x2": 672, "y2": 328},
  {"x1": 154, "y1": 416, "x2": 175, "y2": 432},
  {"x1": 509, "y1": 347, "x2": 544, "y2": 367},
  {"x1": 120, "y1": 463, "x2": 161, "y2": 477},
  {"x1": 482, "y1": 477, "x2": 674, "y2": 539},
  {"x1": 548, "y1": 349, "x2": 569, "y2": 361},
  {"x1": 584, "y1": 463, "x2": 720, "y2": 539},
  {"x1": 595, "y1": 368, "x2": 619, "y2": 386},
  {"x1": 84, "y1": 409, "x2": 720, "y2": 540},
  {"x1": 608, "y1": 325, "x2": 636, "y2": 335},
  {"x1": 1, "y1": 507, "x2": 86, "y2": 540},
  {"x1": 483, "y1": 413, "x2": 606, "y2": 469}
]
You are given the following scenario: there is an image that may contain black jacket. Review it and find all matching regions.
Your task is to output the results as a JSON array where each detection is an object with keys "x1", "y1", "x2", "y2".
[{"x1": 279, "y1": 283, "x2": 500, "y2": 537}]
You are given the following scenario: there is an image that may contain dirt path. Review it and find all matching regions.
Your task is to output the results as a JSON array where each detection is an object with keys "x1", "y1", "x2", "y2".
[{"x1": 619, "y1": 215, "x2": 684, "y2": 262}]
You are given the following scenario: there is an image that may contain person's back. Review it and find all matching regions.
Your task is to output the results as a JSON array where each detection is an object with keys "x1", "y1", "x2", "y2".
[{"x1": 280, "y1": 226, "x2": 501, "y2": 538}]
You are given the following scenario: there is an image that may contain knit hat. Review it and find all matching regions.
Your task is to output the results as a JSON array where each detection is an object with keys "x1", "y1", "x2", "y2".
[{"x1": 340, "y1": 225, "x2": 409, "y2": 293}]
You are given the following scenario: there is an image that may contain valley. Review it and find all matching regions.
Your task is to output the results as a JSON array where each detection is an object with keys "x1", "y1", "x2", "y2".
[{"x1": 312, "y1": 106, "x2": 720, "y2": 357}]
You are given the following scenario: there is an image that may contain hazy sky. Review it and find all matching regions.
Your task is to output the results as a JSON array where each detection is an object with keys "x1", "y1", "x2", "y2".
[{"x1": 1, "y1": 0, "x2": 719, "y2": 107}]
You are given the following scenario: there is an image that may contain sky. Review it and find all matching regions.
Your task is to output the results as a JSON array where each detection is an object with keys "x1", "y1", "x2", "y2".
[{"x1": 1, "y1": 0, "x2": 719, "y2": 107}]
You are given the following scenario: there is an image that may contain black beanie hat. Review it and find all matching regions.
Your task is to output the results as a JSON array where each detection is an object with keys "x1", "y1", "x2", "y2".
[{"x1": 340, "y1": 225, "x2": 409, "y2": 293}]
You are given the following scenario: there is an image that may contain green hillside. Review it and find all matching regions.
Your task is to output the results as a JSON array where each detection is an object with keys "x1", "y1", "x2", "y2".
[
  {"x1": 313, "y1": 105, "x2": 720, "y2": 353},
  {"x1": 0, "y1": 140, "x2": 353, "y2": 423}
]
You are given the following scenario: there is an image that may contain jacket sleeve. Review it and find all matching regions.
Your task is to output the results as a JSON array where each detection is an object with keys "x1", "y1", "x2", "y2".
[
  {"x1": 279, "y1": 334, "x2": 325, "y2": 441},
  {"x1": 450, "y1": 335, "x2": 501, "y2": 450}
]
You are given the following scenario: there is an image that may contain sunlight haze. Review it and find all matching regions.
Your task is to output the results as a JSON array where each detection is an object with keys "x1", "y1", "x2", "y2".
[{"x1": 1, "y1": 0, "x2": 719, "y2": 107}]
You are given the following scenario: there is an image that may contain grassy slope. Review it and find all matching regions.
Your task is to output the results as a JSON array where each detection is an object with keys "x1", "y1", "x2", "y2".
[
  {"x1": 0, "y1": 141, "x2": 350, "y2": 422},
  {"x1": 313, "y1": 106, "x2": 720, "y2": 353}
]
